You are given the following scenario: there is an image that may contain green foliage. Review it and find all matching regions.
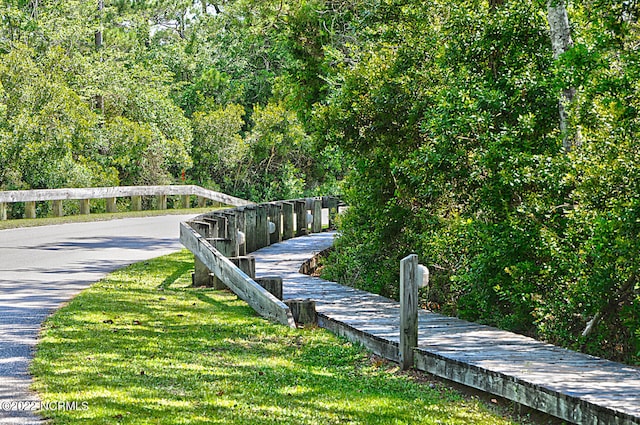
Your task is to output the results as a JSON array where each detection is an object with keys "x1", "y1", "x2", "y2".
[{"x1": 321, "y1": 0, "x2": 640, "y2": 364}]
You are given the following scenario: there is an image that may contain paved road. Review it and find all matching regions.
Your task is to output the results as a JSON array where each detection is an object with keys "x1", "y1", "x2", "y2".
[{"x1": 0, "y1": 215, "x2": 195, "y2": 424}]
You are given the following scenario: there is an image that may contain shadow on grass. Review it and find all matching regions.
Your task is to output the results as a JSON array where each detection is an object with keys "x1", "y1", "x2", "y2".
[{"x1": 31, "y1": 251, "x2": 518, "y2": 425}]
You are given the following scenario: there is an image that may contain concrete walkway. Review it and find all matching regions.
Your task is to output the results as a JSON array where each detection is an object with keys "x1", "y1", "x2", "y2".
[
  {"x1": 252, "y1": 232, "x2": 640, "y2": 425},
  {"x1": 0, "y1": 215, "x2": 194, "y2": 424}
]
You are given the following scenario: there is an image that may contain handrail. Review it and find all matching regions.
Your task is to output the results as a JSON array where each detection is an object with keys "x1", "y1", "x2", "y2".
[
  {"x1": 0, "y1": 185, "x2": 252, "y2": 206},
  {"x1": 180, "y1": 196, "x2": 343, "y2": 328}
]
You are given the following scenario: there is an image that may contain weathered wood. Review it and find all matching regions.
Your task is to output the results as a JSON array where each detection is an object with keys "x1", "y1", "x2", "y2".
[
  {"x1": 251, "y1": 232, "x2": 640, "y2": 425},
  {"x1": 181, "y1": 194, "x2": 190, "y2": 209},
  {"x1": 244, "y1": 206, "x2": 257, "y2": 253},
  {"x1": 106, "y1": 197, "x2": 117, "y2": 213},
  {"x1": 256, "y1": 204, "x2": 270, "y2": 249},
  {"x1": 180, "y1": 223, "x2": 295, "y2": 327},
  {"x1": 198, "y1": 196, "x2": 206, "y2": 208},
  {"x1": 131, "y1": 195, "x2": 142, "y2": 211},
  {"x1": 294, "y1": 200, "x2": 308, "y2": 237},
  {"x1": 285, "y1": 299, "x2": 317, "y2": 326},
  {"x1": 212, "y1": 215, "x2": 228, "y2": 239},
  {"x1": 230, "y1": 256, "x2": 256, "y2": 279},
  {"x1": 208, "y1": 238, "x2": 235, "y2": 256},
  {"x1": 0, "y1": 185, "x2": 252, "y2": 207},
  {"x1": 193, "y1": 257, "x2": 213, "y2": 287},
  {"x1": 312, "y1": 198, "x2": 322, "y2": 233},
  {"x1": 255, "y1": 276, "x2": 283, "y2": 300},
  {"x1": 188, "y1": 221, "x2": 212, "y2": 238},
  {"x1": 268, "y1": 203, "x2": 282, "y2": 245},
  {"x1": 235, "y1": 207, "x2": 247, "y2": 256},
  {"x1": 52, "y1": 200, "x2": 64, "y2": 217},
  {"x1": 220, "y1": 211, "x2": 239, "y2": 256},
  {"x1": 400, "y1": 254, "x2": 419, "y2": 370},
  {"x1": 0, "y1": 202, "x2": 6, "y2": 221},
  {"x1": 25, "y1": 201, "x2": 36, "y2": 219},
  {"x1": 79, "y1": 199, "x2": 90, "y2": 215},
  {"x1": 282, "y1": 202, "x2": 294, "y2": 240},
  {"x1": 157, "y1": 194, "x2": 167, "y2": 210}
]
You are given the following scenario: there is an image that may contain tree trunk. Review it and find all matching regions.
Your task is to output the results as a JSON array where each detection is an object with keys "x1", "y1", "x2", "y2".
[
  {"x1": 94, "y1": 0, "x2": 104, "y2": 113},
  {"x1": 547, "y1": 0, "x2": 580, "y2": 151}
]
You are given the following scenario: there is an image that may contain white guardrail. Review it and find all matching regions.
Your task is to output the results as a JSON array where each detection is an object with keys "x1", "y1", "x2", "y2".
[{"x1": 0, "y1": 185, "x2": 253, "y2": 220}]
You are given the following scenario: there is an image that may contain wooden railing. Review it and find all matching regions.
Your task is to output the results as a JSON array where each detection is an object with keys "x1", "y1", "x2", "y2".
[
  {"x1": 180, "y1": 197, "x2": 342, "y2": 327},
  {"x1": 0, "y1": 185, "x2": 253, "y2": 220}
]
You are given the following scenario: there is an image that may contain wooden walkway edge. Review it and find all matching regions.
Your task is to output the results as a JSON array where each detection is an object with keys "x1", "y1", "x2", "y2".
[{"x1": 251, "y1": 232, "x2": 640, "y2": 425}]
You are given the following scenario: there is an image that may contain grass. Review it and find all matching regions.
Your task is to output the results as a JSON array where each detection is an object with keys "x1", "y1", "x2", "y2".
[
  {"x1": 0, "y1": 207, "x2": 217, "y2": 230},
  {"x1": 31, "y1": 251, "x2": 524, "y2": 425}
]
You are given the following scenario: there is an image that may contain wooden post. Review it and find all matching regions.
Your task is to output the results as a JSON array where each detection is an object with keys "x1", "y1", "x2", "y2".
[
  {"x1": 131, "y1": 195, "x2": 142, "y2": 211},
  {"x1": 244, "y1": 206, "x2": 257, "y2": 253},
  {"x1": 223, "y1": 211, "x2": 239, "y2": 257},
  {"x1": 210, "y1": 238, "x2": 237, "y2": 289},
  {"x1": 294, "y1": 200, "x2": 307, "y2": 237},
  {"x1": 282, "y1": 202, "x2": 294, "y2": 240},
  {"x1": 189, "y1": 220, "x2": 212, "y2": 238},
  {"x1": 202, "y1": 217, "x2": 220, "y2": 238},
  {"x1": 400, "y1": 254, "x2": 419, "y2": 370},
  {"x1": 236, "y1": 207, "x2": 247, "y2": 256},
  {"x1": 198, "y1": 196, "x2": 206, "y2": 208},
  {"x1": 25, "y1": 201, "x2": 36, "y2": 219},
  {"x1": 106, "y1": 197, "x2": 117, "y2": 213},
  {"x1": 255, "y1": 276, "x2": 283, "y2": 300},
  {"x1": 157, "y1": 194, "x2": 167, "y2": 210},
  {"x1": 193, "y1": 257, "x2": 212, "y2": 287},
  {"x1": 230, "y1": 256, "x2": 255, "y2": 279},
  {"x1": 285, "y1": 299, "x2": 317, "y2": 326},
  {"x1": 256, "y1": 204, "x2": 269, "y2": 249},
  {"x1": 0, "y1": 202, "x2": 6, "y2": 220},
  {"x1": 269, "y1": 203, "x2": 282, "y2": 245},
  {"x1": 52, "y1": 200, "x2": 64, "y2": 217},
  {"x1": 80, "y1": 199, "x2": 90, "y2": 215},
  {"x1": 181, "y1": 195, "x2": 191, "y2": 209},
  {"x1": 312, "y1": 198, "x2": 322, "y2": 233}
]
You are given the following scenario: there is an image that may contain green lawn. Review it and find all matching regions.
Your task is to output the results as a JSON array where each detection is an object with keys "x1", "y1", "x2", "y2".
[{"x1": 31, "y1": 251, "x2": 523, "y2": 424}]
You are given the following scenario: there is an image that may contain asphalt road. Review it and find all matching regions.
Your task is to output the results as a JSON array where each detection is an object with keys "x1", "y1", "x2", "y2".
[{"x1": 0, "y1": 215, "x2": 196, "y2": 424}]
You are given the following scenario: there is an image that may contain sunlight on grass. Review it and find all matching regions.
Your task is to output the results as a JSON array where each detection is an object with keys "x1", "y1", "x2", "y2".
[{"x1": 31, "y1": 251, "x2": 521, "y2": 424}]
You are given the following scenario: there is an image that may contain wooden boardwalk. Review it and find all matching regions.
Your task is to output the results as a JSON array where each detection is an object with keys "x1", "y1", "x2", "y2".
[{"x1": 252, "y1": 231, "x2": 640, "y2": 425}]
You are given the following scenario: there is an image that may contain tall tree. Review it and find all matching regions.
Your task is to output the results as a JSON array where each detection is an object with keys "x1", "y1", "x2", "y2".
[{"x1": 547, "y1": 0, "x2": 580, "y2": 151}]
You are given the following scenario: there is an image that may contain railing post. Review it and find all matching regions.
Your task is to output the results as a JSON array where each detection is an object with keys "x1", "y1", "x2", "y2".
[
  {"x1": 312, "y1": 198, "x2": 322, "y2": 233},
  {"x1": 25, "y1": 201, "x2": 36, "y2": 219},
  {"x1": 80, "y1": 199, "x2": 90, "y2": 215},
  {"x1": 106, "y1": 197, "x2": 117, "y2": 213},
  {"x1": 236, "y1": 207, "x2": 247, "y2": 256},
  {"x1": 269, "y1": 203, "x2": 282, "y2": 245},
  {"x1": 181, "y1": 195, "x2": 190, "y2": 209},
  {"x1": 282, "y1": 202, "x2": 294, "y2": 240},
  {"x1": 400, "y1": 254, "x2": 419, "y2": 370},
  {"x1": 131, "y1": 195, "x2": 142, "y2": 211},
  {"x1": 256, "y1": 204, "x2": 269, "y2": 249},
  {"x1": 193, "y1": 257, "x2": 213, "y2": 287},
  {"x1": 52, "y1": 200, "x2": 64, "y2": 217},
  {"x1": 294, "y1": 200, "x2": 307, "y2": 237},
  {"x1": 157, "y1": 195, "x2": 167, "y2": 210},
  {"x1": 244, "y1": 206, "x2": 257, "y2": 253},
  {"x1": 0, "y1": 202, "x2": 6, "y2": 220}
]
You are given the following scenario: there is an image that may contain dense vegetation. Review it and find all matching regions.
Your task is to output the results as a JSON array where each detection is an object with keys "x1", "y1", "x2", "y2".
[{"x1": 3, "y1": 1, "x2": 640, "y2": 364}]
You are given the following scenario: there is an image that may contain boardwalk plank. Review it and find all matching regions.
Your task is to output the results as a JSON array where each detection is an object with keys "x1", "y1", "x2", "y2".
[{"x1": 252, "y1": 232, "x2": 640, "y2": 425}]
